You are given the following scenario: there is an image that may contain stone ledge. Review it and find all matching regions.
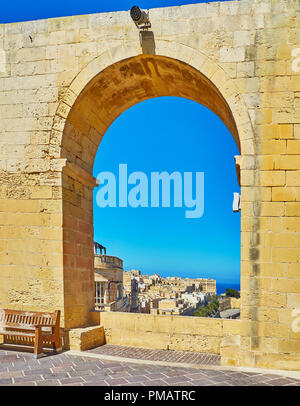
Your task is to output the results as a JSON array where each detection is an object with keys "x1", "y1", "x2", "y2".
[{"x1": 68, "y1": 325, "x2": 105, "y2": 351}]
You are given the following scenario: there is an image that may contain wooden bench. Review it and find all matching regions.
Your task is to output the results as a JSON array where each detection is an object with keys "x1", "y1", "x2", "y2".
[{"x1": 0, "y1": 309, "x2": 62, "y2": 358}]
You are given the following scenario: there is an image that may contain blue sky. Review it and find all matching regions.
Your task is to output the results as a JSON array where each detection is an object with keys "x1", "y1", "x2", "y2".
[
  {"x1": 93, "y1": 97, "x2": 241, "y2": 284},
  {"x1": 3, "y1": 0, "x2": 240, "y2": 286},
  {"x1": 1, "y1": 0, "x2": 232, "y2": 23}
]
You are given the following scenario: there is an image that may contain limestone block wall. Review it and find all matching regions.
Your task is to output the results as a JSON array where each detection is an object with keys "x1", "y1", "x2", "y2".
[
  {"x1": 98, "y1": 311, "x2": 244, "y2": 357},
  {"x1": 68, "y1": 325, "x2": 105, "y2": 351},
  {"x1": 0, "y1": 0, "x2": 299, "y2": 369}
]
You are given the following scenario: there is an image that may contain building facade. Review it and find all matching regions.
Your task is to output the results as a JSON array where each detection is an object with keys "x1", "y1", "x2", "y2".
[{"x1": 94, "y1": 243, "x2": 129, "y2": 312}]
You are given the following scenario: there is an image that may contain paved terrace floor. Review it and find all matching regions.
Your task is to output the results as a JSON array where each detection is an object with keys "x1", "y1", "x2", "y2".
[
  {"x1": 87, "y1": 344, "x2": 221, "y2": 366},
  {"x1": 0, "y1": 346, "x2": 300, "y2": 386}
]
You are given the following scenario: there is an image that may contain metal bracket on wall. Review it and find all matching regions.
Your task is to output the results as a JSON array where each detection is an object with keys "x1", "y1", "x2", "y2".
[{"x1": 139, "y1": 31, "x2": 156, "y2": 55}]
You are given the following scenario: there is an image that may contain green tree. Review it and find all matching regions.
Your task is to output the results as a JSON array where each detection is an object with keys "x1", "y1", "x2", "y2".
[
  {"x1": 225, "y1": 289, "x2": 240, "y2": 298},
  {"x1": 194, "y1": 297, "x2": 219, "y2": 317},
  {"x1": 194, "y1": 308, "x2": 209, "y2": 317}
]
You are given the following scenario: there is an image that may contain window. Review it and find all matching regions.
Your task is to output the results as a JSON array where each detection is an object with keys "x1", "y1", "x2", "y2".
[{"x1": 95, "y1": 282, "x2": 105, "y2": 305}]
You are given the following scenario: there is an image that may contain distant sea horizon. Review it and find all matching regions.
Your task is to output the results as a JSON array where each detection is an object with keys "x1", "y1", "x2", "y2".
[{"x1": 216, "y1": 282, "x2": 240, "y2": 296}]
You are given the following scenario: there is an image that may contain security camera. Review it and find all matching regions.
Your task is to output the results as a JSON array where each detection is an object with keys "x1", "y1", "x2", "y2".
[{"x1": 130, "y1": 6, "x2": 151, "y2": 29}]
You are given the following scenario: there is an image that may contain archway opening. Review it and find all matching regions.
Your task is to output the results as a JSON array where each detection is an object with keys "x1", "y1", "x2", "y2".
[
  {"x1": 93, "y1": 96, "x2": 240, "y2": 314},
  {"x1": 60, "y1": 54, "x2": 242, "y2": 328}
]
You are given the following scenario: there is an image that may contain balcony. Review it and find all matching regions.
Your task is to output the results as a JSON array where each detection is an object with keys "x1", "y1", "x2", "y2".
[{"x1": 95, "y1": 254, "x2": 123, "y2": 269}]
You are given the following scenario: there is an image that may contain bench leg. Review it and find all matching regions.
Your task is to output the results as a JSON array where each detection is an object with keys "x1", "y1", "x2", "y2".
[
  {"x1": 52, "y1": 336, "x2": 62, "y2": 354},
  {"x1": 34, "y1": 327, "x2": 43, "y2": 359}
]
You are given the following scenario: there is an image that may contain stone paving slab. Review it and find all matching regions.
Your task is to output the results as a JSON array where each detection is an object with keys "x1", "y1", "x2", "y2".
[
  {"x1": 0, "y1": 348, "x2": 300, "y2": 386},
  {"x1": 87, "y1": 344, "x2": 221, "y2": 365}
]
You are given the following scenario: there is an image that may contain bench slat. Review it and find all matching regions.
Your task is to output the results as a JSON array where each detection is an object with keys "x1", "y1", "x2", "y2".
[
  {"x1": 0, "y1": 310, "x2": 57, "y2": 327},
  {"x1": 0, "y1": 330, "x2": 35, "y2": 337},
  {"x1": 0, "y1": 330, "x2": 54, "y2": 337},
  {"x1": 1, "y1": 322, "x2": 54, "y2": 328}
]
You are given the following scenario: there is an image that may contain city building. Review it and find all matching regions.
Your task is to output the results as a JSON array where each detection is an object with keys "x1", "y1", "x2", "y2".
[
  {"x1": 94, "y1": 242, "x2": 130, "y2": 312},
  {"x1": 123, "y1": 270, "x2": 139, "y2": 312},
  {"x1": 122, "y1": 270, "x2": 216, "y2": 316}
]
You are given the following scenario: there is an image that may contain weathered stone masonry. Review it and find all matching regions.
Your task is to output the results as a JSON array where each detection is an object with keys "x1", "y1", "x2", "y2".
[{"x1": 0, "y1": 0, "x2": 300, "y2": 370}]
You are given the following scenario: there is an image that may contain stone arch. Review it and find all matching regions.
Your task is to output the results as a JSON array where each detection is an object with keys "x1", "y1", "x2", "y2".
[
  {"x1": 51, "y1": 40, "x2": 255, "y2": 166},
  {"x1": 56, "y1": 41, "x2": 254, "y2": 329}
]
